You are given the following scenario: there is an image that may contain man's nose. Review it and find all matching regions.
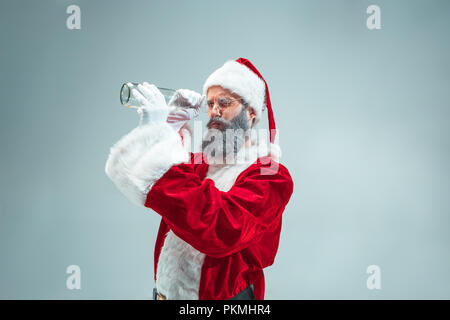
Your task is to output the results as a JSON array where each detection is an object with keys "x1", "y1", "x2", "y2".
[{"x1": 210, "y1": 104, "x2": 221, "y2": 117}]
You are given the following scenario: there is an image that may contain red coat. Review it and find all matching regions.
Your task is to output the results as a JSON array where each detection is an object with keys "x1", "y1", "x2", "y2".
[
  {"x1": 105, "y1": 123, "x2": 294, "y2": 300},
  {"x1": 145, "y1": 151, "x2": 294, "y2": 300}
]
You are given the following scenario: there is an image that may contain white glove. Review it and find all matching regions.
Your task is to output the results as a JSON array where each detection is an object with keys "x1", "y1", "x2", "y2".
[
  {"x1": 133, "y1": 82, "x2": 169, "y2": 127},
  {"x1": 166, "y1": 89, "x2": 205, "y2": 132}
]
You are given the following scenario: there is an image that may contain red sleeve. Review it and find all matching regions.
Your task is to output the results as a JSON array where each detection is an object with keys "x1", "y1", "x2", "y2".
[{"x1": 144, "y1": 156, "x2": 294, "y2": 258}]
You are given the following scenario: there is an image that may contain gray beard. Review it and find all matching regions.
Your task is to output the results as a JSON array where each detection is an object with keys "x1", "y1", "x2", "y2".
[{"x1": 201, "y1": 107, "x2": 250, "y2": 165}]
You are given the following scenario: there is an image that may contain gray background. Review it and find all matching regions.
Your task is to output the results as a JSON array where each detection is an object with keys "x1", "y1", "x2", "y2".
[{"x1": 0, "y1": 0, "x2": 449, "y2": 299}]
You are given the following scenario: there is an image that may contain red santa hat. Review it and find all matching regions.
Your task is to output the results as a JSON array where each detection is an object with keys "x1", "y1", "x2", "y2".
[{"x1": 202, "y1": 58, "x2": 277, "y2": 144}]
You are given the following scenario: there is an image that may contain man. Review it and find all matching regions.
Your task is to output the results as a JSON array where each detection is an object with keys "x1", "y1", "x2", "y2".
[{"x1": 105, "y1": 58, "x2": 294, "y2": 300}]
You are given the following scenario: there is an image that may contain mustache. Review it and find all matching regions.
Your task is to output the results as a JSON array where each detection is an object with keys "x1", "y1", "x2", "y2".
[{"x1": 206, "y1": 116, "x2": 230, "y2": 130}]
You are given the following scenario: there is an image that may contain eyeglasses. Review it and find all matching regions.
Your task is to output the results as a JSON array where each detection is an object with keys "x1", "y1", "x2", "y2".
[{"x1": 204, "y1": 96, "x2": 247, "y2": 113}]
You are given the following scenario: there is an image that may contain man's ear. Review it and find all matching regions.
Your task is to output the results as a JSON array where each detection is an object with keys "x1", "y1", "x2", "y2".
[{"x1": 247, "y1": 107, "x2": 256, "y2": 127}]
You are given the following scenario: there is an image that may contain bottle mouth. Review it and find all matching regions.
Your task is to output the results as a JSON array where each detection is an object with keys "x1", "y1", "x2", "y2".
[{"x1": 120, "y1": 83, "x2": 132, "y2": 105}]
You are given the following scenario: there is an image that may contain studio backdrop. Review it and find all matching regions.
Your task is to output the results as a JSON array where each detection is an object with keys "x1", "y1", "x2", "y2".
[{"x1": 0, "y1": 0, "x2": 449, "y2": 299}]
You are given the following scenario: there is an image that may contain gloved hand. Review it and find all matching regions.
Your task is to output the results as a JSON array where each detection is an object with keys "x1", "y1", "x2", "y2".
[
  {"x1": 133, "y1": 82, "x2": 169, "y2": 127},
  {"x1": 166, "y1": 89, "x2": 205, "y2": 132}
]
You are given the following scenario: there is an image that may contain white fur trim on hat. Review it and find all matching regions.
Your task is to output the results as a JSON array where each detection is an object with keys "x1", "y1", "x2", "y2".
[{"x1": 202, "y1": 60, "x2": 266, "y2": 124}]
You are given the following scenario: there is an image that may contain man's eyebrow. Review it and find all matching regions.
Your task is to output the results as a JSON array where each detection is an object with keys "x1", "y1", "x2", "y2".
[{"x1": 207, "y1": 94, "x2": 237, "y2": 102}]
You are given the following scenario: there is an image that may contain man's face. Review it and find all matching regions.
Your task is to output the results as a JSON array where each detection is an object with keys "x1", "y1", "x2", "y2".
[
  {"x1": 206, "y1": 86, "x2": 255, "y2": 130},
  {"x1": 201, "y1": 86, "x2": 256, "y2": 163}
]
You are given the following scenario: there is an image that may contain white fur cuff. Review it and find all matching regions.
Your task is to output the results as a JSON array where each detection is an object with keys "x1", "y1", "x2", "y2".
[
  {"x1": 105, "y1": 122, "x2": 188, "y2": 206},
  {"x1": 129, "y1": 129, "x2": 189, "y2": 197}
]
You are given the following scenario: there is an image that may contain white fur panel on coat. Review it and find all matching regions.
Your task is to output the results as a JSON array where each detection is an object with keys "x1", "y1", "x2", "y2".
[
  {"x1": 155, "y1": 230, "x2": 206, "y2": 300},
  {"x1": 105, "y1": 122, "x2": 189, "y2": 207}
]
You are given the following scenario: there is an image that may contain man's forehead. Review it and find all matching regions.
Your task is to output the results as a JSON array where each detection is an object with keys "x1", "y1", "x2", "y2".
[{"x1": 207, "y1": 86, "x2": 241, "y2": 100}]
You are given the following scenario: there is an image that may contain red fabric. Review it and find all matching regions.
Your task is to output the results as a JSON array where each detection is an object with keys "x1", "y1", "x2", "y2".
[
  {"x1": 235, "y1": 58, "x2": 277, "y2": 144},
  {"x1": 147, "y1": 152, "x2": 294, "y2": 300}
]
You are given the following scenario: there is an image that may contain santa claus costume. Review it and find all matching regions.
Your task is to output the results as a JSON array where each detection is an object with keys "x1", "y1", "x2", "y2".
[{"x1": 105, "y1": 58, "x2": 294, "y2": 300}]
